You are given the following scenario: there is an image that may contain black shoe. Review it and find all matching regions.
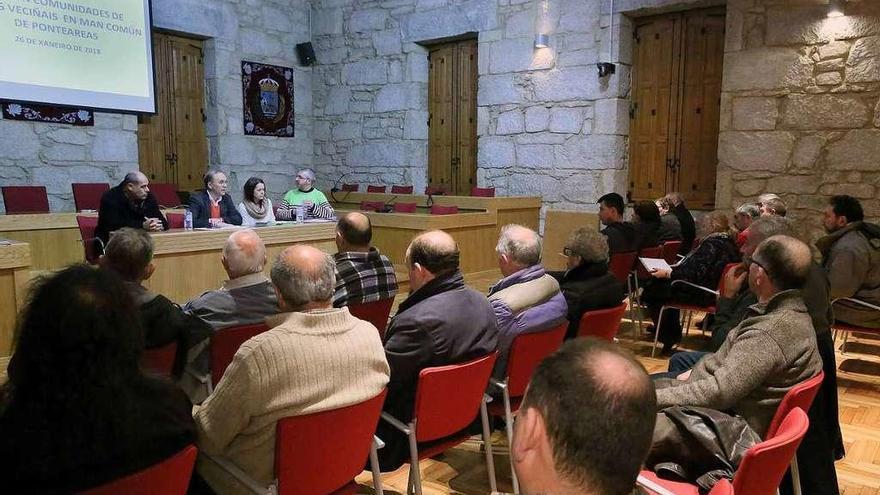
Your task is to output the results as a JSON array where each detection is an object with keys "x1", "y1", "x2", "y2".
[{"x1": 660, "y1": 342, "x2": 678, "y2": 356}]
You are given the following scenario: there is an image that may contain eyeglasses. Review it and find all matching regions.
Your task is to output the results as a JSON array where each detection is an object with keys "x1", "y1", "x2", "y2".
[
  {"x1": 562, "y1": 247, "x2": 576, "y2": 257},
  {"x1": 749, "y1": 257, "x2": 770, "y2": 277}
]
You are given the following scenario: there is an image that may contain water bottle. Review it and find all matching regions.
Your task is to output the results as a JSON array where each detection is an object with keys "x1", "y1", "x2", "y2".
[
  {"x1": 295, "y1": 205, "x2": 305, "y2": 223},
  {"x1": 184, "y1": 209, "x2": 193, "y2": 230}
]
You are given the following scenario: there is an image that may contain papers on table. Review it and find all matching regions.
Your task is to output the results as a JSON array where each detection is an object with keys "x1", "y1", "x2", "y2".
[{"x1": 639, "y1": 257, "x2": 671, "y2": 273}]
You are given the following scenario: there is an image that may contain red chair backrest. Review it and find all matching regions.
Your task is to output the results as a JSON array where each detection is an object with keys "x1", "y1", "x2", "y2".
[
  {"x1": 661, "y1": 241, "x2": 682, "y2": 264},
  {"x1": 430, "y1": 204, "x2": 458, "y2": 215},
  {"x1": 393, "y1": 202, "x2": 418, "y2": 213},
  {"x1": 425, "y1": 185, "x2": 448, "y2": 196},
  {"x1": 211, "y1": 322, "x2": 269, "y2": 384},
  {"x1": 366, "y1": 185, "x2": 387, "y2": 193},
  {"x1": 2, "y1": 186, "x2": 50, "y2": 213},
  {"x1": 72, "y1": 183, "x2": 109, "y2": 211},
  {"x1": 348, "y1": 298, "x2": 395, "y2": 338},
  {"x1": 505, "y1": 322, "x2": 567, "y2": 398},
  {"x1": 765, "y1": 371, "x2": 824, "y2": 439},
  {"x1": 275, "y1": 390, "x2": 387, "y2": 495},
  {"x1": 578, "y1": 303, "x2": 627, "y2": 341},
  {"x1": 150, "y1": 183, "x2": 181, "y2": 208},
  {"x1": 733, "y1": 408, "x2": 809, "y2": 495},
  {"x1": 391, "y1": 185, "x2": 414, "y2": 194},
  {"x1": 141, "y1": 342, "x2": 178, "y2": 377},
  {"x1": 78, "y1": 445, "x2": 197, "y2": 495},
  {"x1": 709, "y1": 479, "x2": 734, "y2": 495},
  {"x1": 76, "y1": 215, "x2": 101, "y2": 264},
  {"x1": 609, "y1": 251, "x2": 637, "y2": 284},
  {"x1": 166, "y1": 212, "x2": 184, "y2": 229},
  {"x1": 360, "y1": 201, "x2": 386, "y2": 212},
  {"x1": 413, "y1": 353, "x2": 497, "y2": 442},
  {"x1": 636, "y1": 245, "x2": 663, "y2": 279},
  {"x1": 471, "y1": 186, "x2": 495, "y2": 197},
  {"x1": 341, "y1": 183, "x2": 359, "y2": 192}
]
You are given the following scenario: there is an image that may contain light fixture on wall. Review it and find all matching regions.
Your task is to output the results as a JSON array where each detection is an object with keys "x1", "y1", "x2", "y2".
[
  {"x1": 827, "y1": 0, "x2": 846, "y2": 18},
  {"x1": 534, "y1": 33, "x2": 550, "y2": 48}
]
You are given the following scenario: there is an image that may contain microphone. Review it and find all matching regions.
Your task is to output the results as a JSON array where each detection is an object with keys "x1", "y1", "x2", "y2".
[
  {"x1": 330, "y1": 172, "x2": 351, "y2": 203},
  {"x1": 381, "y1": 195, "x2": 398, "y2": 213}
]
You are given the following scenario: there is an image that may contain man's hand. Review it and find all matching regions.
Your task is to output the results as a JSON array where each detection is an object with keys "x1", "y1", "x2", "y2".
[
  {"x1": 650, "y1": 267, "x2": 672, "y2": 279},
  {"x1": 721, "y1": 264, "x2": 748, "y2": 298},
  {"x1": 676, "y1": 369, "x2": 692, "y2": 381},
  {"x1": 143, "y1": 218, "x2": 163, "y2": 231},
  {"x1": 302, "y1": 200, "x2": 314, "y2": 209}
]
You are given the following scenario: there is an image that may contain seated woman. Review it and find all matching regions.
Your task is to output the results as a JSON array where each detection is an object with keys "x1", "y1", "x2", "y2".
[
  {"x1": 0, "y1": 265, "x2": 195, "y2": 493},
  {"x1": 655, "y1": 196, "x2": 683, "y2": 242},
  {"x1": 641, "y1": 210, "x2": 741, "y2": 353},
  {"x1": 549, "y1": 228, "x2": 626, "y2": 340},
  {"x1": 238, "y1": 176, "x2": 277, "y2": 226},
  {"x1": 632, "y1": 200, "x2": 662, "y2": 250}
]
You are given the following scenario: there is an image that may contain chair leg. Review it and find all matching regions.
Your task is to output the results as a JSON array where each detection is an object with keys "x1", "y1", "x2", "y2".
[
  {"x1": 369, "y1": 440, "x2": 384, "y2": 495},
  {"x1": 503, "y1": 388, "x2": 520, "y2": 495},
  {"x1": 791, "y1": 456, "x2": 802, "y2": 495},
  {"x1": 481, "y1": 397, "x2": 498, "y2": 493},
  {"x1": 626, "y1": 275, "x2": 637, "y2": 336},
  {"x1": 652, "y1": 306, "x2": 666, "y2": 358},
  {"x1": 407, "y1": 427, "x2": 422, "y2": 495},
  {"x1": 633, "y1": 274, "x2": 645, "y2": 335}
]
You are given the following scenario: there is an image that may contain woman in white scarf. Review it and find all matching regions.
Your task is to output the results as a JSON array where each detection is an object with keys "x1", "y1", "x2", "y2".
[{"x1": 237, "y1": 177, "x2": 276, "y2": 226}]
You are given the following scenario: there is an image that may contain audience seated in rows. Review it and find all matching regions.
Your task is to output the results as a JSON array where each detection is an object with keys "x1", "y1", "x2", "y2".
[
  {"x1": 513, "y1": 338, "x2": 656, "y2": 495},
  {"x1": 0, "y1": 265, "x2": 195, "y2": 493},
  {"x1": 734, "y1": 202, "x2": 760, "y2": 247},
  {"x1": 549, "y1": 228, "x2": 626, "y2": 340},
  {"x1": 655, "y1": 196, "x2": 683, "y2": 243},
  {"x1": 95, "y1": 171, "x2": 168, "y2": 245},
  {"x1": 631, "y1": 200, "x2": 662, "y2": 250},
  {"x1": 377, "y1": 230, "x2": 499, "y2": 471},
  {"x1": 190, "y1": 169, "x2": 243, "y2": 228},
  {"x1": 487, "y1": 224, "x2": 567, "y2": 381},
  {"x1": 597, "y1": 192, "x2": 637, "y2": 253},
  {"x1": 332, "y1": 212, "x2": 398, "y2": 307},
  {"x1": 192, "y1": 245, "x2": 389, "y2": 494},
  {"x1": 653, "y1": 235, "x2": 822, "y2": 438},
  {"x1": 663, "y1": 192, "x2": 696, "y2": 254},
  {"x1": 100, "y1": 228, "x2": 211, "y2": 377},
  {"x1": 642, "y1": 211, "x2": 741, "y2": 353},
  {"x1": 276, "y1": 167, "x2": 336, "y2": 221},
  {"x1": 818, "y1": 194, "x2": 880, "y2": 328}
]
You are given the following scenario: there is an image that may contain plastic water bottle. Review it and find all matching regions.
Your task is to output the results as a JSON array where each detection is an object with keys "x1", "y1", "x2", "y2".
[
  {"x1": 184, "y1": 209, "x2": 193, "y2": 230},
  {"x1": 295, "y1": 205, "x2": 305, "y2": 223}
]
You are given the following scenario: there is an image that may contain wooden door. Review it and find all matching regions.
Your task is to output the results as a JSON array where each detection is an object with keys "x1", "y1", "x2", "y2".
[
  {"x1": 428, "y1": 39, "x2": 477, "y2": 195},
  {"x1": 137, "y1": 32, "x2": 207, "y2": 192},
  {"x1": 628, "y1": 7, "x2": 724, "y2": 208}
]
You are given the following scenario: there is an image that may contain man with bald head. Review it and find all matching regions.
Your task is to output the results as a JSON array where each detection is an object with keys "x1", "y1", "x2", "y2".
[
  {"x1": 654, "y1": 235, "x2": 822, "y2": 437},
  {"x1": 95, "y1": 171, "x2": 168, "y2": 245},
  {"x1": 488, "y1": 224, "x2": 566, "y2": 381},
  {"x1": 377, "y1": 229, "x2": 498, "y2": 471},
  {"x1": 332, "y1": 212, "x2": 398, "y2": 307},
  {"x1": 193, "y1": 244, "x2": 389, "y2": 494}
]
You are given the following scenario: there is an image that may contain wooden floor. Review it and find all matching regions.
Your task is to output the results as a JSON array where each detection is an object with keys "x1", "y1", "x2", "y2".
[{"x1": 353, "y1": 269, "x2": 880, "y2": 495}]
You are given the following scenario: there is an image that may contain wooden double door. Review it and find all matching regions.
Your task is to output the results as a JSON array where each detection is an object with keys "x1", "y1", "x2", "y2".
[
  {"x1": 628, "y1": 7, "x2": 725, "y2": 208},
  {"x1": 137, "y1": 32, "x2": 208, "y2": 192},
  {"x1": 428, "y1": 38, "x2": 477, "y2": 195}
]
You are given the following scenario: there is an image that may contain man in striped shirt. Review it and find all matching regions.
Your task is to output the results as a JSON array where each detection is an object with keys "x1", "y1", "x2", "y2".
[
  {"x1": 276, "y1": 168, "x2": 335, "y2": 220},
  {"x1": 332, "y1": 212, "x2": 398, "y2": 307}
]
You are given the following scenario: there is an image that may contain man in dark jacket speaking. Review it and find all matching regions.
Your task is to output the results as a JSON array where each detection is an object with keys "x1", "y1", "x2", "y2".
[
  {"x1": 95, "y1": 171, "x2": 168, "y2": 245},
  {"x1": 377, "y1": 230, "x2": 499, "y2": 471}
]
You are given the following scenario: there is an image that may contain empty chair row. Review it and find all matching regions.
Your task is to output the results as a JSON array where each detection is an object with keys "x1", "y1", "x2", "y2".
[
  {"x1": 359, "y1": 201, "x2": 459, "y2": 215},
  {"x1": 341, "y1": 184, "x2": 495, "y2": 197},
  {"x1": 1, "y1": 183, "x2": 183, "y2": 214}
]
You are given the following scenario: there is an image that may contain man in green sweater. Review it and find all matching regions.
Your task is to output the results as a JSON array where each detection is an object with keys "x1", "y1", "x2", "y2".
[{"x1": 277, "y1": 168, "x2": 335, "y2": 221}]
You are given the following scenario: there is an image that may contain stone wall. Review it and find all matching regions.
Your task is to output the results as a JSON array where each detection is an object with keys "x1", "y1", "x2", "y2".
[
  {"x1": 717, "y1": 0, "x2": 880, "y2": 241},
  {"x1": 0, "y1": 0, "x2": 312, "y2": 212}
]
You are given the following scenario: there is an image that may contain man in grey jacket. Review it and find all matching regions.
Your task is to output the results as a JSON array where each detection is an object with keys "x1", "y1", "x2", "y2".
[
  {"x1": 817, "y1": 195, "x2": 880, "y2": 328},
  {"x1": 654, "y1": 235, "x2": 822, "y2": 437}
]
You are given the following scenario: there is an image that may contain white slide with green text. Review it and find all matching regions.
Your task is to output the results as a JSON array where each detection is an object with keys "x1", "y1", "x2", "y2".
[{"x1": 0, "y1": 0, "x2": 155, "y2": 113}]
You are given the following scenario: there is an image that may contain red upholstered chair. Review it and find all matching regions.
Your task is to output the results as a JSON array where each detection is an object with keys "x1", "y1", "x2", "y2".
[
  {"x1": 651, "y1": 263, "x2": 738, "y2": 357},
  {"x1": 141, "y1": 342, "x2": 178, "y2": 378},
  {"x1": 341, "y1": 183, "x2": 359, "y2": 192},
  {"x1": 360, "y1": 201, "x2": 386, "y2": 212},
  {"x1": 577, "y1": 303, "x2": 627, "y2": 341},
  {"x1": 637, "y1": 476, "x2": 734, "y2": 495},
  {"x1": 348, "y1": 297, "x2": 395, "y2": 338},
  {"x1": 424, "y1": 185, "x2": 448, "y2": 196},
  {"x1": 166, "y1": 212, "x2": 184, "y2": 229},
  {"x1": 488, "y1": 323, "x2": 566, "y2": 494},
  {"x1": 429, "y1": 204, "x2": 458, "y2": 215},
  {"x1": 830, "y1": 297, "x2": 880, "y2": 349},
  {"x1": 78, "y1": 445, "x2": 197, "y2": 495},
  {"x1": 194, "y1": 322, "x2": 269, "y2": 393},
  {"x1": 366, "y1": 185, "x2": 387, "y2": 193},
  {"x1": 149, "y1": 183, "x2": 181, "y2": 208},
  {"x1": 609, "y1": 251, "x2": 637, "y2": 284},
  {"x1": 630, "y1": 245, "x2": 664, "y2": 330},
  {"x1": 205, "y1": 391, "x2": 387, "y2": 495},
  {"x1": 72, "y1": 183, "x2": 109, "y2": 211},
  {"x1": 381, "y1": 353, "x2": 499, "y2": 495},
  {"x1": 661, "y1": 240, "x2": 683, "y2": 264},
  {"x1": 638, "y1": 408, "x2": 809, "y2": 495},
  {"x1": 2, "y1": 185, "x2": 50, "y2": 213},
  {"x1": 75, "y1": 215, "x2": 103, "y2": 264},
  {"x1": 390, "y1": 185, "x2": 414, "y2": 194},
  {"x1": 471, "y1": 186, "x2": 495, "y2": 197},
  {"x1": 393, "y1": 202, "x2": 418, "y2": 213}
]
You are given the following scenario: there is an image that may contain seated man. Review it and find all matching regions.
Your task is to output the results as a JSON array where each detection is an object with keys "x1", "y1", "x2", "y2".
[
  {"x1": 550, "y1": 228, "x2": 625, "y2": 340},
  {"x1": 193, "y1": 245, "x2": 389, "y2": 494},
  {"x1": 189, "y1": 169, "x2": 243, "y2": 228},
  {"x1": 488, "y1": 224, "x2": 567, "y2": 381},
  {"x1": 733, "y1": 202, "x2": 760, "y2": 247},
  {"x1": 597, "y1": 192, "x2": 637, "y2": 253},
  {"x1": 512, "y1": 338, "x2": 656, "y2": 495},
  {"x1": 96, "y1": 171, "x2": 168, "y2": 245},
  {"x1": 277, "y1": 168, "x2": 335, "y2": 220},
  {"x1": 100, "y1": 228, "x2": 211, "y2": 378},
  {"x1": 378, "y1": 230, "x2": 498, "y2": 471},
  {"x1": 332, "y1": 212, "x2": 398, "y2": 307},
  {"x1": 760, "y1": 196, "x2": 788, "y2": 217},
  {"x1": 654, "y1": 235, "x2": 822, "y2": 437},
  {"x1": 818, "y1": 194, "x2": 880, "y2": 328}
]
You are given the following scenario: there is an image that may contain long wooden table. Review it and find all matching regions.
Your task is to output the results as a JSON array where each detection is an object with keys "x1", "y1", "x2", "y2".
[
  {"x1": 0, "y1": 242, "x2": 31, "y2": 356},
  {"x1": 0, "y1": 212, "x2": 85, "y2": 271}
]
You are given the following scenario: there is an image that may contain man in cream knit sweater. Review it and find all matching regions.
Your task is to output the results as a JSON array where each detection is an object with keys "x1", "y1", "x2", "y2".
[{"x1": 192, "y1": 245, "x2": 390, "y2": 495}]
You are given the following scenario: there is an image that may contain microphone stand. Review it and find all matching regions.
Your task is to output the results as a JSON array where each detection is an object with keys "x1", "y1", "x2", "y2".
[{"x1": 330, "y1": 172, "x2": 351, "y2": 204}]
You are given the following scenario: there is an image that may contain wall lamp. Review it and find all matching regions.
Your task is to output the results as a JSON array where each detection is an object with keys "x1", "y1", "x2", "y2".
[{"x1": 828, "y1": 0, "x2": 846, "y2": 18}]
